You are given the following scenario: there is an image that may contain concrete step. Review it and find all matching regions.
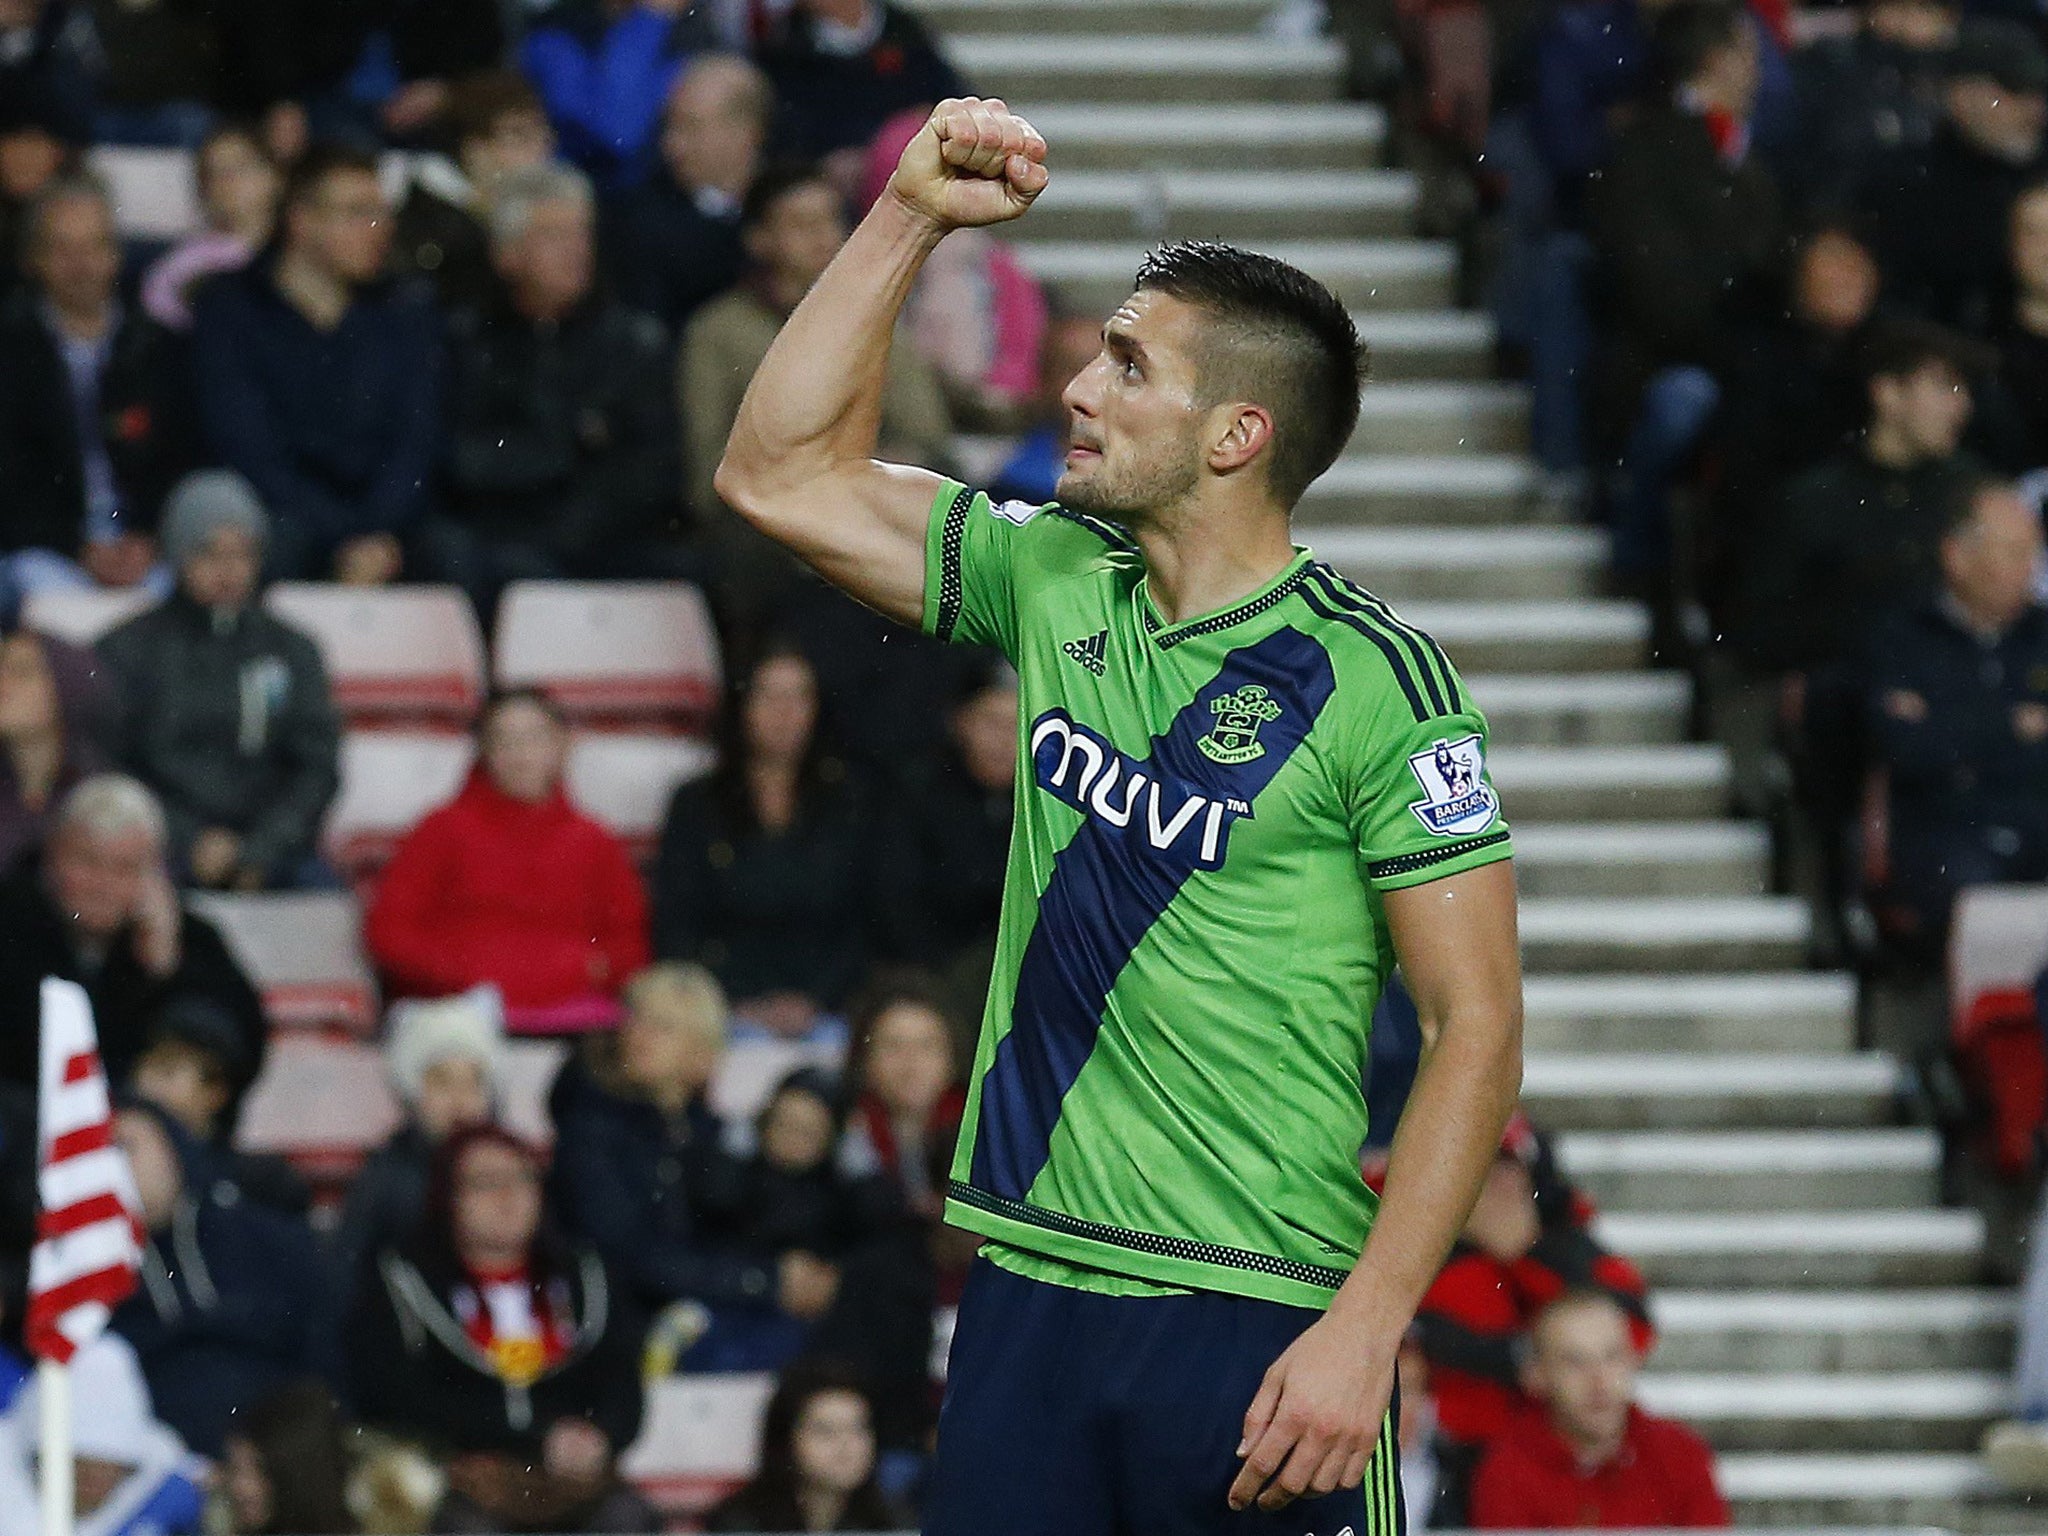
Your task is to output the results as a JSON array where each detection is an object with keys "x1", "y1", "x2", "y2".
[
  {"x1": 1556, "y1": 1128, "x2": 1941, "y2": 1211},
  {"x1": 1487, "y1": 742, "x2": 1726, "y2": 819},
  {"x1": 1470, "y1": 673, "x2": 1691, "y2": 747},
  {"x1": 952, "y1": 34, "x2": 1345, "y2": 103},
  {"x1": 1643, "y1": 1372, "x2": 2009, "y2": 1454},
  {"x1": 1401, "y1": 603, "x2": 1649, "y2": 674},
  {"x1": 1299, "y1": 454, "x2": 1537, "y2": 523},
  {"x1": 1521, "y1": 973, "x2": 1858, "y2": 1055},
  {"x1": 1519, "y1": 896, "x2": 1810, "y2": 971},
  {"x1": 1524, "y1": 1051, "x2": 1898, "y2": 1129},
  {"x1": 1512, "y1": 822, "x2": 1768, "y2": 898},
  {"x1": 1018, "y1": 169, "x2": 1419, "y2": 243},
  {"x1": 1651, "y1": 1289, "x2": 2019, "y2": 1374},
  {"x1": 1013, "y1": 239, "x2": 1456, "y2": 313},
  {"x1": 1596, "y1": 1208, "x2": 1985, "y2": 1288},
  {"x1": 1350, "y1": 381, "x2": 1530, "y2": 455},
  {"x1": 908, "y1": 0, "x2": 1273, "y2": 34},
  {"x1": 1356, "y1": 309, "x2": 1497, "y2": 381},
  {"x1": 1307, "y1": 525, "x2": 1606, "y2": 603},
  {"x1": 1016, "y1": 103, "x2": 1387, "y2": 172},
  {"x1": 1719, "y1": 1452, "x2": 2005, "y2": 1525}
]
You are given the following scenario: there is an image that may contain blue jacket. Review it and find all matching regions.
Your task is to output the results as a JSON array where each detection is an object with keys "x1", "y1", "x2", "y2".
[
  {"x1": 190, "y1": 256, "x2": 444, "y2": 555},
  {"x1": 522, "y1": 2, "x2": 708, "y2": 187},
  {"x1": 546, "y1": 1055, "x2": 777, "y2": 1313}
]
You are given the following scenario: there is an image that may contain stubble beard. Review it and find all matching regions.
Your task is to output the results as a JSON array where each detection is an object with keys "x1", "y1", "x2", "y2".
[{"x1": 1055, "y1": 445, "x2": 1201, "y2": 528}]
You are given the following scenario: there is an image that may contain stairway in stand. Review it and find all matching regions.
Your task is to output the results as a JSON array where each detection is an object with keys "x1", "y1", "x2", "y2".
[{"x1": 904, "y1": 0, "x2": 2030, "y2": 1525}]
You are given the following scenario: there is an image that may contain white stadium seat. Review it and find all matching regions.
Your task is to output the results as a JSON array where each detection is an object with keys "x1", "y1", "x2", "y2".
[
  {"x1": 21, "y1": 587, "x2": 157, "y2": 647},
  {"x1": 235, "y1": 1036, "x2": 400, "y2": 1181},
  {"x1": 493, "y1": 581, "x2": 721, "y2": 729},
  {"x1": 566, "y1": 731, "x2": 715, "y2": 857},
  {"x1": 266, "y1": 583, "x2": 486, "y2": 726},
  {"x1": 88, "y1": 146, "x2": 201, "y2": 241},
  {"x1": 323, "y1": 732, "x2": 474, "y2": 876},
  {"x1": 187, "y1": 891, "x2": 378, "y2": 1034},
  {"x1": 621, "y1": 1373, "x2": 775, "y2": 1519}
]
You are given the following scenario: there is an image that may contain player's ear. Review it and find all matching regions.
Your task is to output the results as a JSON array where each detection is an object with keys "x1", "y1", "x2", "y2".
[{"x1": 1206, "y1": 403, "x2": 1273, "y2": 477}]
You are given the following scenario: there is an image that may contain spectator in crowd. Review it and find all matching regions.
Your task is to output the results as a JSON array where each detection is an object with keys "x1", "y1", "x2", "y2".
[
  {"x1": 0, "y1": 774, "x2": 266, "y2": 1107},
  {"x1": 0, "y1": 0, "x2": 95, "y2": 147},
  {"x1": 110, "y1": 1102, "x2": 337, "y2": 1459},
  {"x1": 367, "y1": 690, "x2": 648, "y2": 1020},
  {"x1": 0, "y1": 171, "x2": 193, "y2": 606},
  {"x1": 841, "y1": 976, "x2": 964, "y2": 1222},
  {"x1": 214, "y1": 1380, "x2": 356, "y2": 1536},
  {"x1": 1739, "y1": 317, "x2": 1981, "y2": 677},
  {"x1": 681, "y1": 161, "x2": 952, "y2": 627},
  {"x1": 521, "y1": 0, "x2": 709, "y2": 189},
  {"x1": 876, "y1": 661, "x2": 1015, "y2": 996},
  {"x1": 733, "y1": 1066, "x2": 898, "y2": 1263},
  {"x1": 549, "y1": 963, "x2": 839, "y2": 1371},
  {"x1": 703, "y1": 1359, "x2": 910, "y2": 1533},
  {"x1": 0, "y1": 623, "x2": 107, "y2": 873},
  {"x1": 756, "y1": 0, "x2": 965, "y2": 168},
  {"x1": 349, "y1": 1124, "x2": 657, "y2": 1535},
  {"x1": 857, "y1": 108, "x2": 1046, "y2": 430},
  {"x1": 1857, "y1": 476, "x2": 2048, "y2": 951},
  {"x1": 429, "y1": 163, "x2": 689, "y2": 620},
  {"x1": 1976, "y1": 179, "x2": 2048, "y2": 472},
  {"x1": 333, "y1": 986, "x2": 504, "y2": 1284},
  {"x1": 98, "y1": 471, "x2": 342, "y2": 891},
  {"x1": 1861, "y1": 19, "x2": 2048, "y2": 334},
  {"x1": 606, "y1": 54, "x2": 769, "y2": 333},
  {"x1": 0, "y1": 1328, "x2": 207, "y2": 1536},
  {"x1": 653, "y1": 640, "x2": 870, "y2": 1050},
  {"x1": 1782, "y1": 0, "x2": 1956, "y2": 214},
  {"x1": 1589, "y1": 0, "x2": 1783, "y2": 602},
  {"x1": 192, "y1": 144, "x2": 443, "y2": 585},
  {"x1": 139, "y1": 124, "x2": 282, "y2": 333},
  {"x1": 390, "y1": 71, "x2": 558, "y2": 315},
  {"x1": 990, "y1": 304, "x2": 1105, "y2": 506},
  {"x1": 1415, "y1": 1114, "x2": 1654, "y2": 1503},
  {"x1": 1469, "y1": 1291, "x2": 1728, "y2": 1527},
  {"x1": 0, "y1": 105, "x2": 73, "y2": 312}
]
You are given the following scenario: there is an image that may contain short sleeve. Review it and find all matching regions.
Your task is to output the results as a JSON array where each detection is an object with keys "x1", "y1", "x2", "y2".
[
  {"x1": 1344, "y1": 663, "x2": 1514, "y2": 893},
  {"x1": 920, "y1": 479, "x2": 1052, "y2": 657}
]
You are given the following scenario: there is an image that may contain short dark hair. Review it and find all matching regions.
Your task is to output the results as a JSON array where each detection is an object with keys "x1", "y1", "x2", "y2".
[
  {"x1": 1937, "y1": 467, "x2": 2010, "y2": 541},
  {"x1": 1856, "y1": 314, "x2": 1992, "y2": 390},
  {"x1": 742, "y1": 159, "x2": 834, "y2": 231},
  {"x1": 447, "y1": 70, "x2": 546, "y2": 149},
  {"x1": 479, "y1": 686, "x2": 567, "y2": 735},
  {"x1": 1134, "y1": 240, "x2": 1368, "y2": 507},
  {"x1": 1651, "y1": 0, "x2": 1745, "y2": 90},
  {"x1": 281, "y1": 142, "x2": 380, "y2": 214}
]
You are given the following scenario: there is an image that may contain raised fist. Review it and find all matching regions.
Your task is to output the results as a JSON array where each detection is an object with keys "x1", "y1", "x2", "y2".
[{"x1": 888, "y1": 96, "x2": 1049, "y2": 232}]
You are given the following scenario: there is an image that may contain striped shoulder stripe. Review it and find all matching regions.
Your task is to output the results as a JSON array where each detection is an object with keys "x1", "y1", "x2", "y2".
[
  {"x1": 1297, "y1": 580, "x2": 1431, "y2": 723},
  {"x1": 933, "y1": 484, "x2": 973, "y2": 643},
  {"x1": 1309, "y1": 563, "x2": 1464, "y2": 716},
  {"x1": 1304, "y1": 567, "x2": 1449, "y2": 717},
  {"x1": 1048, "y1": 504, "x2": 1136, "y2": 550}
]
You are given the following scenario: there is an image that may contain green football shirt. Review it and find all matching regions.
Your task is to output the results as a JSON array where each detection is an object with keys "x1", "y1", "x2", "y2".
[{"x1": 922, "y1": 480, "x2": 1514, "y2": 1310}]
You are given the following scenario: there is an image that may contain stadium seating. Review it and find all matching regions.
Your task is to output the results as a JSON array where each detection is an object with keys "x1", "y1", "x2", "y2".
[
  {"x1": 87, "y1": 145, "x2": 201, "y2": 241},
  {"x1": 493, "y1": 581, "x2": 722, "y2": 730},
  {"x1": 1948, "y1": 885, "x2": 2048, "y2": 1176},
  {"x1": 20, "y1": 587, "x2": 157, "y2": 647},
  {"x1": 266, "y1": 583, "x2": 487, "y2": 727},
  {"x1": 235, "y1": 1034, "x2": 399, "y2": 1187},
  {"x1": 188, "y1": 890, "x2": 378, "y2": 1035},
  {"x1": 323, "y1": 731, "x2": 475, "y2": 877},
  {"x1": 621, "y1": 1373, "x2": 776, "y2": 1521},
  {"x1": 498, "y1": 1040, "x2": 569, "y2": 1147},
  {"x1": 565, "y1": 732, "x2": 716, "y2": 859}
]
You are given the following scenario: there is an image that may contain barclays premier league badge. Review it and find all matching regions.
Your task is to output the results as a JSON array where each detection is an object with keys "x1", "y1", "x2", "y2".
[{"x1": 1406, "y1": 734, "x2": 1499, "y2": 836}]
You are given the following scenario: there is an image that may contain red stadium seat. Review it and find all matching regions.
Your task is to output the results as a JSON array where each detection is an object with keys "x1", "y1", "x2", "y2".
[
  {"x1": 1950, "y1": 885, "x2": 2048, "y2": 1176},
  {"x1": 235, "y1": 1035, "x2": 400, "y2": 1187},
  {"x1": 323, "y1": 732, "x2": 475, "y2": 878},
  {"x1": 620, "y1": 1374, "x2": 775, "y2": 1521},
  {"x1": 266, "y1": 584, "x2": 486, "y2": 726},
  {"x1": 187, "y1": 891, "x2": 378, "y2": 1035},
  {"x1": 20, "y1": 587, "x2": 158, "y2": 647},
  {"x1": 493, "y1": 581, "x2": 721, "y2": 730},
  {"x1": 566, "y1": 731, "x2": 716, "y2": 861}
]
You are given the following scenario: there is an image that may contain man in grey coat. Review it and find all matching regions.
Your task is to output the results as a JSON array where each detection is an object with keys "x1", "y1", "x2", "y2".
[{"x1": 98, "y1": 471, "x2": 342, "y2": 890}]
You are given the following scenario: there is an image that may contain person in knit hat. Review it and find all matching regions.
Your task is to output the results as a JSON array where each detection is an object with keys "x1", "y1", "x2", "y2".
[
  {"x1": 331, "y1": 985, "x2": 506, "y2": 1288},
  {"x1": 98, "y1": 470, "x2": 341, "y2": 890}
]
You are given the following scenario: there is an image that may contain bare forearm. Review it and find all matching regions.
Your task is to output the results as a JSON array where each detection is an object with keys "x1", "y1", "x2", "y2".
[
  {"x1": 718, "y1": 196, "x2": 944, "y2": 497},
  {"x1": 1330, "y1": 1006, "x2": 1521, "y2": 1340}
]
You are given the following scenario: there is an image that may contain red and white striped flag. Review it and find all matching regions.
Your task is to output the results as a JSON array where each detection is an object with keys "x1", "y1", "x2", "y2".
[{"x1": 26, "y1": 978, "x2": 142, "y2": 1365}]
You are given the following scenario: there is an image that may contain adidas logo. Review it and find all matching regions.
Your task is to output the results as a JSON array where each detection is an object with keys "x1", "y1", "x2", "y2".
[{"x1": 1063, "y1": 629, "x2": 1108, "y2": 676}]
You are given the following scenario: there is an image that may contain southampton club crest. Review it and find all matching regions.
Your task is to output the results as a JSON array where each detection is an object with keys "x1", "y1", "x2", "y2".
[
  {"x1": 1406, "y1": 733, "x2": 1500, "y2": 836},
  {"x1": 1198, "y1": 685, "x2": 1284, "y2": 764}
]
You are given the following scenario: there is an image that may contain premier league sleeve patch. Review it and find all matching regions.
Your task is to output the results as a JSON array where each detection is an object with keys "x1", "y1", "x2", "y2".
[{"x1": 1406, "y1": 734, "x2": 1501, "y2": 836}]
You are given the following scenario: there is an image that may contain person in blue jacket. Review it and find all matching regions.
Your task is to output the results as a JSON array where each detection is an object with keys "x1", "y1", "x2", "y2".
[{"x1": 522, "y1": 0, "x2": 714, "y2": 188}]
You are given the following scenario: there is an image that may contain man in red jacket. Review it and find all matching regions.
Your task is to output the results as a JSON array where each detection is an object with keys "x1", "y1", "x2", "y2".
[
  {"x1": 367, "y1": 690, "x2": 648, "y2": 1025},
  {"x1": 1469, "y1": 1290, "x2": 1729, "y2": 1528}
]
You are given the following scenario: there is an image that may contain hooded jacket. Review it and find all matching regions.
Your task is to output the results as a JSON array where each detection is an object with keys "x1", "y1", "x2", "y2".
[
  {"x1": 1469, "y1": 1403, "x2": 1729, "y2": 1528},
  {"x1": 366, "y1": 766, "x2": 649, "y2": 1010}
]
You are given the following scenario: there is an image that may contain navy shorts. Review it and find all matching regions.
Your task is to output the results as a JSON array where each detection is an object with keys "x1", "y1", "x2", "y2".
[{"x1": 924, "y1": 1257, "x2": 1404, "y2": 1536}]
